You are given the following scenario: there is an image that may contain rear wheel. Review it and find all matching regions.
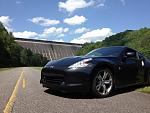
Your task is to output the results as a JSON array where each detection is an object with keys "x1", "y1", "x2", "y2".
[{"x1": 92, "y1": 68, "x2": 113, "y2": 98}]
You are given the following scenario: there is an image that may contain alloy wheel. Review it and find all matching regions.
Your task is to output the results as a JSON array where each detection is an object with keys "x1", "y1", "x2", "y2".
[{"x1": 92, "y1": 68, "x2": 113, "y2": 97}]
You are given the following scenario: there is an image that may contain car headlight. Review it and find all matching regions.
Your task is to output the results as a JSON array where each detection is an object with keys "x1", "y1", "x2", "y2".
[{"x1": 68, "y1": 58, "x2": 92, "y2": 69}]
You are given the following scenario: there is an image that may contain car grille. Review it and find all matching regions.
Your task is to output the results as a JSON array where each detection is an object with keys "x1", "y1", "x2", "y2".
[{"x1": 43, "y1": 73, "x2": 65, "y2": 85}]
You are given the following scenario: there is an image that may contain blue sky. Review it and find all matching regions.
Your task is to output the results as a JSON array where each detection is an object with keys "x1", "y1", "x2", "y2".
[{"x1": 0, "y1": 0, "x2": 150, "y2": 44}]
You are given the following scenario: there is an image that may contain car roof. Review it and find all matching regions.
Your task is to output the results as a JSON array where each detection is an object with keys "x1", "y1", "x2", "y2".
[
  {"x1": 98, "y1": 46, "x2": 128, "y2": 50},
  {"x1": 101, "y1": 46, "x2": 138, "y2": 52},
  {"x1": 92, "y1": 46, "x2": 138, "y2": 54},
  {"x1": 91, "y1": 46, "x2": 127, "y2": 53}
]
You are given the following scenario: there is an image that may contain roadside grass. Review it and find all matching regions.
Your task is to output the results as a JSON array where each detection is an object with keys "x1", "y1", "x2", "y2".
[
  {"x1": 136, "y1": 86, "x2": 150, "y2": 94},
  {"x1": 0, "y1": 68, "x2": 13, "y2": 72},
  {"x1": 33, "y1": 67, "x2": 43, "y2": 71}
]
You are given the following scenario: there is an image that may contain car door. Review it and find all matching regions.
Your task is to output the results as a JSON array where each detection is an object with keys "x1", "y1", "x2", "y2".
[
  {"x1": 118, "y1": 48, "x2": 139, "y2": 86},
  {"x1": 135, "y1": 53, "x2": 145, "y2": 83}
]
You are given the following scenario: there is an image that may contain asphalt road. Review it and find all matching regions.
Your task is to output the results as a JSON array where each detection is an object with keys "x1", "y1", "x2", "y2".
[{"x1": 0, "y1": 67, "x2": 150, "y2": 113}]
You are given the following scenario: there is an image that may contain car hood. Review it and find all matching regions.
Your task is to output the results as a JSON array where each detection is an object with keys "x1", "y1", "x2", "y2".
[
  {"x1": 45, "y1": 56, "x2": 117, "y2": 68},
  {"x1": 45, "y1": 56, "x2": 84, "y2": 68}
]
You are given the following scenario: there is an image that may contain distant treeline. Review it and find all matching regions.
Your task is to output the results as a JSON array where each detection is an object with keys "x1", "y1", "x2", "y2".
[
  {"x1": 0, "y1": 22, "x2": 48, "y2": 68},
  {"x1": 76, "y1": 28, "x2": 150, "y2": 59}
]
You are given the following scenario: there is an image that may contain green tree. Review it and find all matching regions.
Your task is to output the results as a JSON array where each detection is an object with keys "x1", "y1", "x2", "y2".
[{"x1": 0, "y1": 22, "x2": 48, "y2": 67}]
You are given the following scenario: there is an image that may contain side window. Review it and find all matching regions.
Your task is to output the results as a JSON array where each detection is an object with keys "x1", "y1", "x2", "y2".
[{"x1": 138, "y1": 53, "x2": 144, "y2": 60}]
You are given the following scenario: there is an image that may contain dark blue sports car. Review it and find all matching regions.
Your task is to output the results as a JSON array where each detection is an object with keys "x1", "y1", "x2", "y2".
[{"x1": 40, "y1": 46, "x2": 150, "y2": 97}]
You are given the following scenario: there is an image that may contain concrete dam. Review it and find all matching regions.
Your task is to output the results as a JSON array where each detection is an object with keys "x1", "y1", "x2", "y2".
[{"x1": 15, "y1": 38, "x2": 82, "y2": 60}]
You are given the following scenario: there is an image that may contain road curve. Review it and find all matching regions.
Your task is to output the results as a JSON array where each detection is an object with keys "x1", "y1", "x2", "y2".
[{"x1": 0, "y1": 67, "x2": 150, "y2": 113}]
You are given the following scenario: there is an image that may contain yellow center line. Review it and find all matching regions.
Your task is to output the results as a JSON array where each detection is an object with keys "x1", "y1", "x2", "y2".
[
  {"x1": 3, "y1": 71, "x2": 24, "y2": 113},
  {"x1": 22, "y1": 78, "x2": 26, "y2": 89}
]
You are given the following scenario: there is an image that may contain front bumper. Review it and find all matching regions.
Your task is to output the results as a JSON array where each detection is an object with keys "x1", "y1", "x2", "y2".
[{"x1": 40, "y1": 66, "x2": 93, "y2": 92}]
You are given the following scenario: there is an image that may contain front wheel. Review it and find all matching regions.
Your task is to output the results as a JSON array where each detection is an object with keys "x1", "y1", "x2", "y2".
[{"x1": 92, "y1": 68, "x2": 114, "y2": 98}]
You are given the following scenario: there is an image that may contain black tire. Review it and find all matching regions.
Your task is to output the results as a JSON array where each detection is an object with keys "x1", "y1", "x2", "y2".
[{"x1": 92, "y1": 68, "x2": 114, "y2": 98}]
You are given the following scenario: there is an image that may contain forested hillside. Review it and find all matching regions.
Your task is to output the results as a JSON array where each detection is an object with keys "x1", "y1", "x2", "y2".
[
  {"x1": 0, "y1": 22, "x2": 47, "y2": 67},
  {"x1": 76, "y1": 28, "x2": 150, "y2": 59}
]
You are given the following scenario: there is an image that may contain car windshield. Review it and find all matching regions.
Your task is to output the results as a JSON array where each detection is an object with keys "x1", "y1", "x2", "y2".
[{"x1": 85, "y1": 47, "x2": 123, "y2": 57}]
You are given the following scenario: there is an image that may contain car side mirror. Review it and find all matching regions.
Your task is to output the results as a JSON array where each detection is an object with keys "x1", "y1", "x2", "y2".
[
  {"x1": 126, "y1": 52, "x2": 135, "y2": 58},
  {"x1": 122, "y1": 52, "x2": 135, "y2": 62}
]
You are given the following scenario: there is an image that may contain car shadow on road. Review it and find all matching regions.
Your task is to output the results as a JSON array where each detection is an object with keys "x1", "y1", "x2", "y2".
[
  {"x1": 44, "y1": 89, "x2": 94, "y2": 99},
  {"x1": 44, "y1": 85, "x2": 147, "y2": 99}
]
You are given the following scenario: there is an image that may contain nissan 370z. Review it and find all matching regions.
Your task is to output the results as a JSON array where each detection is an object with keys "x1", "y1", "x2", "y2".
[{"x1": 40, "y1": 46, "x2": 150, "y2": 97}]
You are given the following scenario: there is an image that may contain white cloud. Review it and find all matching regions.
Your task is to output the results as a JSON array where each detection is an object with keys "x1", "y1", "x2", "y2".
[
  {"x1": 120, "y1": 0, "x2": 125, "y2": 6},
  {"x1": 71, "y1": 28, "x2": 113, "y2": 44},
  {"x1": 29, "y1": 17, "x2": 60, "y2": 26},
  {"x1": 0, "y1": 16, "x2": 13, "y2": 32},
  {"x1": 94, "y1": 0, "x2": 105, "y2": 7},
  {"x1": 58, "y1": 0, "x2": 94, "y2": 13},
  {"x1": 39, "y1": 27, "x2": 69, "y2": 37},
  {"x1": 33, "y1": 37, "x2": 39, "y2": 40},
  {"x1": 58, "y1": 34, "x2": 65, "y2": 37},
  {"x1": 0, "y1": 16, "x2": 12, "y2": 27},
  {"x1": 39, "y1": 27, "x2": 68, "y2": 41},
  {"x1": 16, "y1": 1, "x2": 22, "y2": 4},
  {"x1": 13, "y1": 31, "x2": 38, "y2": 38},
  {"x1": 64, "y1": 15, "x2": 87, "y2": 25},
  {"x1": 58, "y1": 0, "x2": 105, "y2": 13},
  {"x1": 74, "y1": 27, "x2": 89, "y2": 34},
  {"x1": 96, "y1": 3, "x2": 104, "y2": 7},
  {"x1": 52, "y1": 39, "x2": 64, "y2": 42},
  {"x1": 40, "y1": 38, "x2": 48, "y2": 41}
]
